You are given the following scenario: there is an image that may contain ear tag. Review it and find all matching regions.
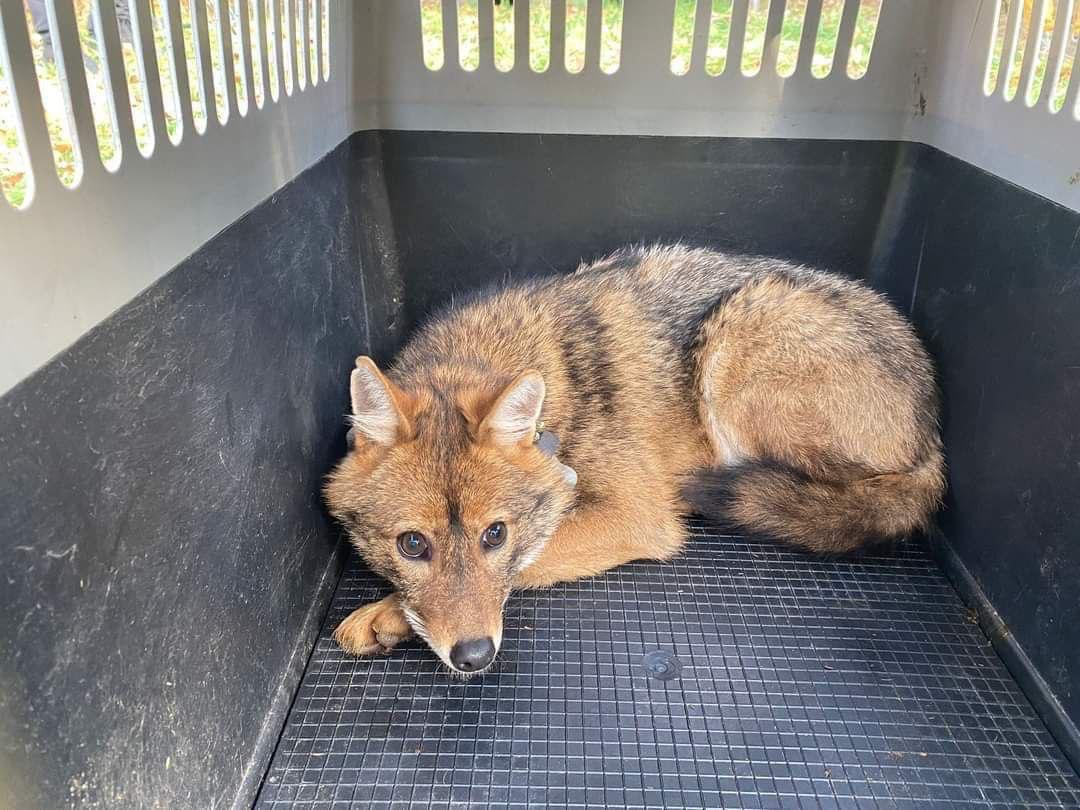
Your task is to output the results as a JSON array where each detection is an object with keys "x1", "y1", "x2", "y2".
[
  {"x1": 535, "y1": 429, "x2": 559, "y2": 456},
  {"x1": 558, "y1": 462, "x2": 578, "y2": 488},
  {"x1": 535, "y1": 428, "x2": 578, "y2": 489}
]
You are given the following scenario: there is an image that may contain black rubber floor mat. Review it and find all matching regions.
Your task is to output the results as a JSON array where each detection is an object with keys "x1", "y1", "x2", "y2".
[{"x1": 256, "y1": 522, "x2": 1080, "y2": 809}]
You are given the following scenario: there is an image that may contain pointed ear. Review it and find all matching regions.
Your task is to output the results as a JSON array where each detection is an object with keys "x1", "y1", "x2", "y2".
[
  {"x1": 480, "y1": 371, "x2": 546, "y2": 447},
  {"x1": 349, "y1": 357, "x2": 408, "y2": 447}
]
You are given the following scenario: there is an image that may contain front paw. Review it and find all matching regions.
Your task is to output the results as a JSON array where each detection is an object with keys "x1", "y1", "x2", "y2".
[{"x1": 333, "y1": 594, "x2": 413, "y2": 656}]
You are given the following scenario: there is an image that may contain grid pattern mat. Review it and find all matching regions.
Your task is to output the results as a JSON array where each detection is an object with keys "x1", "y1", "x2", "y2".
[{"x1": 257, "y1": 523, "x2": 1080, "y2": 809}]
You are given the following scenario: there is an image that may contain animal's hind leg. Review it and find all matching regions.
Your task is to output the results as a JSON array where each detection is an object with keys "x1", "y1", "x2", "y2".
[{"x1": 694, "y1": 276, "x2": 925, "y2": 477}]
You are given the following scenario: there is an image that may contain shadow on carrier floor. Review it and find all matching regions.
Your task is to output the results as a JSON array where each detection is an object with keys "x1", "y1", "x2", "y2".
[{"x1": 256, "y1": 521, "x2": 1080, "y2": 809}]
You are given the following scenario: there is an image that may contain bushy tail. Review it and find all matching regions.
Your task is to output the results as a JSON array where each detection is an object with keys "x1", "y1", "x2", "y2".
[{"x1": 682, "y1": 454, "x2": 945, "y2": 554}]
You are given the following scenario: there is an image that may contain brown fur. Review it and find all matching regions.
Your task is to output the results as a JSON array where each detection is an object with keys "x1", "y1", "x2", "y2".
[{"x1": 324, "y1": 245, "x2": 945, "y2": 672}]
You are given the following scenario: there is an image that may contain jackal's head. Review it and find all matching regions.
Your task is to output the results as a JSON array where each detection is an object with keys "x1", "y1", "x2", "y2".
[{"x1": 325, "y1": 357, "x2": 576, "y2": 675}]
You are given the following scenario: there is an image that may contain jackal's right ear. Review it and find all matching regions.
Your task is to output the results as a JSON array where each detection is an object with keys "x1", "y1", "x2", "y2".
[
  {"x1": 349, "y1": 357, "x2": 409, "y2": 447},
  {"x1": 479, "y1": 370, "x2": 546, "y2": 447}
]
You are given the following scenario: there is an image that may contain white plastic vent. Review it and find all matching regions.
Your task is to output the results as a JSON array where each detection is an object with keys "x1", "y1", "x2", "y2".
[
  {"x1": 206, "y1": 0, "x2": 231, "y2": 124},
  {"x1": 0, "y1": 0, "x2": 333, "y2": 210},
  {"x1": 985, "y1": 0, "x2": 1080, "y2": 115},
  {"x1": 420, "y1": 0, "x2": 626, "y2": 74},
  {"x1": 320, "y1": 0, "x2": 328, "y2": 78},
  {"x1": 418, "y1": 0, "x2": 880, "y2": 78},
  {"x1": 77, "y1": 0, "x2": 123, "y2": 171},
  {"x1": 493, "y1": 0, "x2": 513, "y2": 71},
  {"x1": 248, "y1": 0, "x2": 265, "y2": 108},
  {"x1": 669, "y1": 0, "x2": 881, "y2": 79},
  {"x1": 180, "y1": 0, "x2": 210, "y2": 133},
  {"x1": 120, "y1": 0, "x2": 156, "y2": 156},
  {"x1": 227, "y1": 0, "x2": 249, "y2": 116},
  {"x1": 22, "y1": 0, "x2": 84, "y2": 186},
  {"x1": 264, "y1": 0, "x2": 280, "y2": 99},
  {"x1": 150, "y1": 0, "x2": 183, "y2": 144},
  {"x1": 279, "y1": 0, "x2": 293, "y2": 95},
  {"x1": 293, "y1": 0, "x2": 305, "y2": 89},
  {"x1": 307, "y1": 0, "x2": 318, "y2": 83}
]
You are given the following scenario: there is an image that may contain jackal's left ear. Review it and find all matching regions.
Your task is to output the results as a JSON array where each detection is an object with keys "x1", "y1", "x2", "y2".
[
  {"x1": 349, "y1": 357, "x2": 410, "y2": 447},
  {"x1": 480, "y1": 370, "x2": 545, "y2": 447}
]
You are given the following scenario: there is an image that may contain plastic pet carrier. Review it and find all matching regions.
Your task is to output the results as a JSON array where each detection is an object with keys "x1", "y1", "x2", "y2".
[{"x1": 2, "y1": 1, "x2": 1079, "y2": 807}]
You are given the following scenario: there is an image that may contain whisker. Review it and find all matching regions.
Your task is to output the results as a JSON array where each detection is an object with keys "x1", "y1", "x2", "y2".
[{"x1": 400, "y1": 605, "x2": 432, "y2": 645}]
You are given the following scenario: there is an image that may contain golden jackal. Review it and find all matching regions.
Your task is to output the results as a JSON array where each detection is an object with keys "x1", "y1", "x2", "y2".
[{"x1": 325, "y1": 245, "x2": 944, "y2": 674}]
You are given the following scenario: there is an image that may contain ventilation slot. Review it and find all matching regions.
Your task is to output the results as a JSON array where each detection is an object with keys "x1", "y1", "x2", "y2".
[
  {"x1": 1050, "y1": 0, "x2": 1080, "y2": 112},
  {"x1": 419, "y1": 0, "x2": 444, "y2": 71},
  {"x1": 985, "y1": 0, "x2": 1009, "y2": 94},
  {"x1": 227, "y1": 0, "x2": 248, "y2": 114},
  {"x1": 320, "y1": 0, "x2": 328, "y2": 79},
  {"x1": 279, "y1": 0, "x2": 292, "y2": 95},
  {"x1": 530, "y1": 0, "x2": 551, "y2": 72},
  {"x1": 249, "y1": 0, "x2": 266, "y2": 106},
  {"x1": 457, "y1": 0, "x2": 478, "y2": 71},
  {"x1": 112, "y1": 0, "x2": 154, "y2": 155},
  {"x1": 0, "y1": 10, "x2": 33, "y2": 208},
  {"x1": 1024, "y1": 0, "x2": 1055, "y2": 107},
  {"x1": 206, "y1": 0, "x2": 230, "y2": 121},
  {"x1": 307, "y1": 0, "x2": 317, "y2": 84},
  {"x1": 706, "y1": 0, "x2": 733, "y2": 76},
  {"x1": 494, "y1": 0, "x2": 514, "y2": 72},
  {"x1": 76, "y1": 0, "x2": 122, "y2": 170},
  {"x1": 150, "y1": 0, "x2": 183, "y2": 144},
  {"x1": 1004, "y1": 0, "x2": 1035, "y2": 101},
  {"x1": 847, "y1": 0, "x2": 881, "y2": 79},
  {"x1": 670, "y1": 0, "x2": 696, "y2": 76},
  {"x1": 264, "y1": 0, "x2": 279, "y2": 99},
  {"x1": 22, "y1": 0, "x2": 83, "y2": 185},
  {"x1": 177, "y1": 0, "x2": 209, "y2": 133},
  {"x1": 293, "y1": 0, "x2": 306, "y2": 88},
  {"x1": 740, "y1": 0, "x2": 772, "y2": 77},
  {"x1": 600, "y1": 0, "x2": 623, "y2": 73},
  {"x1": 778, "y1": 0, "x2": 808, "y2": 78},
  {"x1": 565, "y1": 0, "x2": 586, "y2": 73},
  {"x1": 811, "y1": 0, "x2": 844, "y2": 78}
]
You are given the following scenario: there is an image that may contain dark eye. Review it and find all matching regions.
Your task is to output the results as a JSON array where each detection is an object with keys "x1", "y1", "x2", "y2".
[
  {"x1": 397, "y1": 532, "x2": 430, "y2": 560},
  {"x1": 482, "y1": 521, "x2": 507, "y2": 549}
]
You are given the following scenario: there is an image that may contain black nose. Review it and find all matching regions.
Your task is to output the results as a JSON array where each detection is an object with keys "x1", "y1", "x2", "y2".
[{"x1": 449, "y1": 637, "x2": 496, "y2": 672}]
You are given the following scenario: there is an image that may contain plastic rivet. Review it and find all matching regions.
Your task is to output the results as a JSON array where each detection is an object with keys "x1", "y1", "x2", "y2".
[{"x1": 643, "y1": 650, "x2": 681, "y2": 681}]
